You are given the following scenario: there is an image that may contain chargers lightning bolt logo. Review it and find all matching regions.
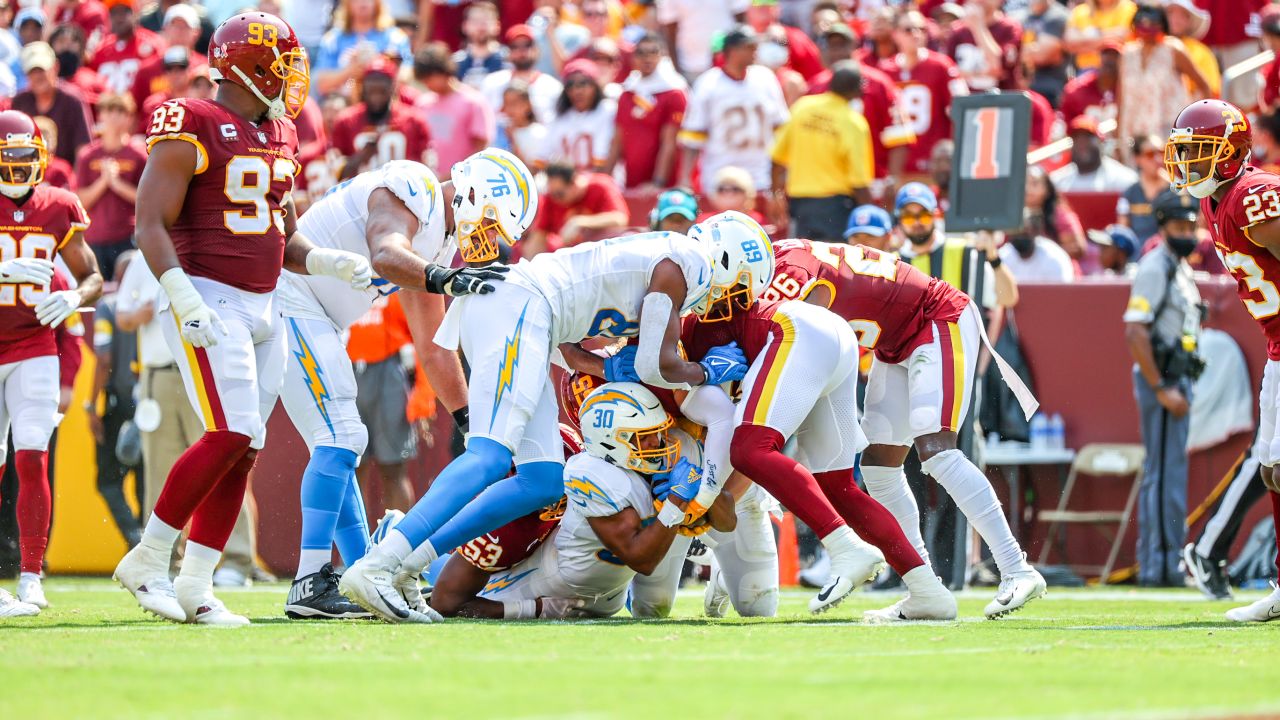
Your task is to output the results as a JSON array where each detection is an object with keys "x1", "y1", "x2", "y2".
[
  {"x1": 289, "y1": 319, "x2": 334, "y2": 439},
  {"x1": 565, "y1": 476, "x2": 618, "y2": 510},
  {"x1": 483, "y1": 567, "x2": 536, "y2": 593},
  {"x1": 490, "y1": 301, "x2": 529, "y2": 432}
]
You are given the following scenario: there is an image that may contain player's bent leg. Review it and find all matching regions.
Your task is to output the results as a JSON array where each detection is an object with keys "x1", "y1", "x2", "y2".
[
  {"x1": 7, "y1": 355, "x2": 57, "y2": 608},
  {"x1": 708, "y1": 491, "x2": 779, "y2": 618},
  {"x1": 629, "y1": 534, "x2": 692, "y2": 619}
]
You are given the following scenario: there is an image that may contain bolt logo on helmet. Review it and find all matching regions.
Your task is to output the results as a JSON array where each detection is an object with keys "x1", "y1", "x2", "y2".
[
  {"x1": 208, "y1": 12, "x2": 310, "y2": 121},
  {"x1": 1165, "y1": 99, "x2": 1252, "y2": 199},
  {"x1": 688, "y1": 211, "x2": 775, "y2": 322},
  {"x1": 450, "y1": 148, "x2": 539, "y2": 263},
  {"x1": 0, "y1": 110, "x2": 46, "y2": 199},
  {"x1": 579, "y1": 382, "x2": 679, "y2": 474}
]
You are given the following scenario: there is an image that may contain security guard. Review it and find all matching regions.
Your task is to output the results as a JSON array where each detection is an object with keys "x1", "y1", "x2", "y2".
[{"x1": 1123, "y1": 189, "x2": 1206, "y2": 587}]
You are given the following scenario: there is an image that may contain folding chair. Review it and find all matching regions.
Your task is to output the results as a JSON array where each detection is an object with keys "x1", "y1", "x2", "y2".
[{"x1": 1037, "y1": 443, "x2": 1145, "y2": 584}]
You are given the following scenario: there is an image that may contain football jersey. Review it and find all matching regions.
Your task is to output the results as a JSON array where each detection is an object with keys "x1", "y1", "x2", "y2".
[
  {"x1": 507, "y1": 231, "x2": 712, "y2": 345},
  {"x1": 539, "y1": 100, "x2": 618, "y2": 171},
  {"x1": 459, "y1": 502, "x2": 563, "y2": 573},
  {"x1": 280, "y1": 161, "x2": 449, "y2": 330},
  {"x1": 680, "y1": 66, "x2": 789, "y2": 196},
  {"x1": 330, "y1": 103, "x2": 431, "y2": 175},
  {"x1": 1204, "y1": 166, "x2": 1280, "y2": 360},
  {"x1": 876, "y1": 50, "x2": 968, "y2": 174},
  {"x1": 145, "y1": 98, "x2": 300, "y2": 294},
  {"x1": 89, "y1": 28, "x2": 166, "y2": 96},
  {"x1": 293, "y1": 143, "x2": 344, "y2": 209},
  {"x1": 0, "y1": 185, "x2": 90, "y2": 365}
]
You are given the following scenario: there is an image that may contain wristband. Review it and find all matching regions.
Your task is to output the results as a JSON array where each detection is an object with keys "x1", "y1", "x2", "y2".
[
  {"x1": 502, "y1": 599, "x2": 537, "y2": 619},
  {"x1": 988, "y1": 255, "x2": 1002, "y2": 269},
  {"x1": 451, "y1": 407, "x2": 469, "y2": 432},
  {"x1": 657, "y1": 500, "x2": 686, "y2": 527}
]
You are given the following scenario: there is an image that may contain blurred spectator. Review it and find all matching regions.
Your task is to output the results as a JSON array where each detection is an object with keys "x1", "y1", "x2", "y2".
[
  {"x1": 414, "y1": 44, "x2": 496, "y2": 176},
  {"x1": 704, "y1": 165, "x2": 766, "y2": 225},
  {"x1": 139, "y1": 46, "x2": 197, "y2": 123},
  {"x1": 1088, "y1": 223, "x2": 1139, "y2": 275},
  {"x1": 331, "y1": 58, "x2": 431, "y2": 179},
  {"x1": 656, "y1": 0, "x2": 749, "y2": 75},
  {"x1": 294, "y1": 94, "x2": 350, "y2": 214},
  {"x1": 89, "y1": 0, "x2": 165, "y2": 96},
  {"x1": 879, "y1": 11, "x2": 968, "y2": 179},
  {"x1": 0, "y1": 4, "x2": 23, "y2": 94},
  {"x1": 139, "y1": 1, "x2": 215, "y2": 54},
  {"x1": 746, "y1": 0, "x2": 823, "y2": 81},
  {"x1": 649, "y1": 186, "x2": 698, "y2": 233},
  {"x1": 481, "y1": 24, "x2": 563, "y2": 125},
  {"x1": 566, "y1": 0, "x2": 633, "y2": 80},
  {"x1": 76, "y1": 92, "x2": 145, "y2": 281},
  {"x1": 31, "y1": 117, "x2": 76, "y2": 191},
  {"x1": 860, "y1": 7, "x2": 897, "y2": 66},
  {"x1": 580, "y1": 37, "x2": 627, "y2": 95},
  {"x1": 945, "y1": 0, "x2": 1023, "y2": 91},
  {"x1": 1025, "y1": 165, "x2": 1085, "y2": 258},
  {"x1": 538, "y1": 58, "x2": 615, "y2": 171},
  {"x1": 1060, "y1": 41, "x2": 1119, "y2": 125},
  {"x1": 1117, "y1": 134, "x2": 1169, "y2": 243},
  {"x1": 1065, "y1": 0, "x2": 1137, "y2": 72},
  {"x1": 1026, "y1": 88, "x2": 1057, "y2": 146},
  {"x1": 526, "y1": 160, "x2": 628, "y2": 255},
  {"x1": 1017, "y1": 0, "x2": 1069, "y2": 106},
  {"x1": 15, "y1": 6, "x2": 47, "y2": 46},
  {"x1": 130, "y1": 4, "x2": 205, "y2": 111},
  {"x1": 929, "y1": 139, "x2": 954, "y2": 212},
  {"x1": 51, "y1": 23, "x2": 107, "y2": 108},
  {"x1": 13, "y1": 43, "x2": 94, "y2": 167},
  {"x1": 678, "y1": 26, "x2": 788, "y2": 211},
  {"x1": 843, "y1": 203, "x2": 896, "y2": 251},
  {"x1": 1257, "y1": 7, "x2": 1280, "y2": 115},
  {"x1": 997, "y1": 213, "x2": 1076, "y2": 282},
  {"x1": 313, "y1": 0, "x2": 413, "y2": 97},
  {"x1": 453, "y1": 1, "x2": 505, "y2": 89},
  {"x1": 1164, "y1": 0, "x2": 1219, "y2": 98},
  {"x1": 756, "y1": 20, "x2": 808, "y2": 105},
  {"x1": 498, "y1": 80, "x2": 547, "y2": 169},
  {"x1": 1050, "y1": 116, "x2": 1137, "y2": 192},
  {"x1": 54, "y1": 1, "x2": 110, "y2": 43},
  {"x1": 1117, "y1": 5, "x2": 1210, "y2": 145},
  {"x1": 770, "y1": 60, "x2": 873, "y2": 241},
  {"x1": 1200, "y1": 0, "x2": 1267, "y2": 110},
  {"x1": 605, "y1": 32, "x2": 687, "y2": 189}
]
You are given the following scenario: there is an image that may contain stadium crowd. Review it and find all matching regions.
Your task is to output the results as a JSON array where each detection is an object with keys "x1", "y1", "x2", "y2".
[{"x1": 0, "y1": 0, "x2": 1276, "y2": 602}]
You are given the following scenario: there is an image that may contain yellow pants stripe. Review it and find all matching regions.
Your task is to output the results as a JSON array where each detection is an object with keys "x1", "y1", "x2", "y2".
[
  {"x1": 752, "y1": 311, "x2": 798, "y2": 426},
  {"x1": 173, "y1": 313, "x2": 216, "y2": 430}
]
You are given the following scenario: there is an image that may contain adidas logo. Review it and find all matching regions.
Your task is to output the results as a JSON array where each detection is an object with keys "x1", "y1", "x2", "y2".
[{"x1": 288, "y1": 578, "x2": 314, "y2": 604}]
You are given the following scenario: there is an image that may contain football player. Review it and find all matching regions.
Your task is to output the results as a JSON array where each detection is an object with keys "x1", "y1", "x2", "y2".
[
  {"x1": 1166, "y1": 99, "x2": 1280, "y2": 622},
  {"x1": 340, "y1": 219, "x2": 751, "y2": 623},
  {"x1": 0, "y1": 109, "x2": 103, "y2": 614},
  {"x1": 763, "y1": 236, "x2": 1044, "y2": 619},
  {"x1": 275, "y1": 150, "x2": 527, "y2": 620},
  {"x1": 681, "y1": 213, "x2": 957, "y2": 620},
  {"x1": 114, "y1": 12, "x2": 373, "y2": 626}
]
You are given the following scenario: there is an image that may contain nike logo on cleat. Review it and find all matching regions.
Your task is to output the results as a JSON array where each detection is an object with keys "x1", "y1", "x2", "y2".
[
  {"x1": 1268, "y1": 607, "x2": 1280, "y2": 618},
  {"x1": 817, "y1": 583, "x2": 836, "y2": 602}
]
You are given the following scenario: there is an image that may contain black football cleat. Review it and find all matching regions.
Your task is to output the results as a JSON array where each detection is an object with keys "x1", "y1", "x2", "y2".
[
  {"x1": 1183, "y1": 544, "x2": 1232, "y2": 600},
  {"x1": 285, "y1": 563, "x2": 373, "y2": 620}
]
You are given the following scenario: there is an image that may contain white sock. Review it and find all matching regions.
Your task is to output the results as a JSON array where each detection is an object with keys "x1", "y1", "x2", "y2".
[
  {"x1": 901, "y1": 565, "x2": 942, "y2": 595},
  {"x1": 295, "y1": 549, "x2": 330, "y2": 580},
  {"x1": 921, "y1": 449, "x2": 1028, "y2": 576},
  {"x1": 178, "y1": 540, "x2": 222, "y2": 585},
  {"x1": 402, "y1": 540, "x2": 439, "y2": 574},
  {"x1": 19, "y1": 571, "x2": 39, "y2": 584},
  {"x1": 140, "y1": 515, "x2": 180, "y2": 557},
  {"x1": 820, "y1": 525, "x2": 863, "y2": 558},
  {"x1": 861, "y1": 464, "x2": 931, "y2": 566},
  {"x1": 380, "y1": 529, "x2": 415, "y2": 567}
]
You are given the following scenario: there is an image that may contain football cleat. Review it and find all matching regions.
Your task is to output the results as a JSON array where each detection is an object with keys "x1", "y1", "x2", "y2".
[
  {"x1": 704, "y1": 564, "x2": 731, "y2": 618},
  {"x1": 0, "y1": 588, "x2": 39, "y2": 617},
  {"x1": 175, "y1": 576, "x2": 249, "y2": 627},
  {"x1": 17, "y1": 573, "x2": 47, "y2": 609},
  {"x1": 339, "y1": 554, "x2": 442, "y2": 624},
  {"x1": 212, "y1": 567, "x2": 251, "y2": 588},
  {"x1": 1225, "y1": 584, "x2": 1280, "y2": 622},
  {"x1": 984, "y1": 565, "x2": 1047, "y2": 619},
  {"x1": 114, "y1": 544, "x2": 186, "y2": 622},
  {"x1": 393, "y1": 568, "x2": 430, "y2": 614},
  {"x1": 810, "y1": 543, "x2": 884, "y2": 615},
  {"x1": 863, "y1": 589, "x2": 958, "y2": 622},
  {"x1": 285, "y1": 563, "x2": 372, "y2": 620},
  {"x1": 1183, "y1": 543, "x2": 1232, "y2": 600}
]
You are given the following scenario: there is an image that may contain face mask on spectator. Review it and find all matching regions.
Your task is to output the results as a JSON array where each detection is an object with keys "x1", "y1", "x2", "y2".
[
  {"x1": 56, "y1": 51, "x2": 79, "y2": 77},
  {"x1": 1009, "y1": 234, "x2": 1035, "y2": 256},
  {"x1": 757, "y1": 41, "x2": 787, "y2": 69},
  {"x1": 1167, "y1": 235, "x2": 1198, "y2": 258}
]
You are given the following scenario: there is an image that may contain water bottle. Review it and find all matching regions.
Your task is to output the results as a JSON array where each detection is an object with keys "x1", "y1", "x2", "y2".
[
  {"x1": 1030, "y1": 413, "x2": 1049, "y2": 450},
  {"x1": 1049, "y1": 413, "x2": 1065, "y2": 450}
]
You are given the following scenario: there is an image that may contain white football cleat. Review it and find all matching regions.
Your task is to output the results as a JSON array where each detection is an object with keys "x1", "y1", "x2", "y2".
[
  {"x1": 864, "y1": 589, "x2": 958, "y2": 622},
  {"x1": 17, "y1": 573, "x2": 48, "y2": 609},
  {"x1": 985, "y1": 566, "x2": 1047, "y2": 619},
  {"x1": 704, "y1": 564, "x2": 730, "y2": 618},
  {"x1": 114, "y1": 544, "x2": 186, "y2": 622},
  {"x1": 0, "y1": 588, "x2": 39, "y2": 617},
  {"x1": 810, "y1": 542, "x2": 884, "y2": 614},
  {"x1": 340, "y1": 554, "x2": 441, "y2": 623},
  {"x1": 1225, "y1": 584, "x2": 1280, "y2": 622},
  {"x1": 175, "y1": 576, "x2": 249, "y2": 627}
]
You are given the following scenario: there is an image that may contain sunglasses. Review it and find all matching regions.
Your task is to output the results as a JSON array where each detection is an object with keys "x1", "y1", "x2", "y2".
[
  {"x1": 634, "y1": 46, "x2": 661, "y2": 56},
  {"x1": 715, "y1": 185, "x2": 747, "y2": 194},
  {"x1": 565, "y1": 78, "x2": 595, "y2": 88},
  {"x1": 582, "y1": 8, "x2": 607, "y2": 17},
  {"x1": 899, "y1": 209, "x2": 935, "y2": 225},
  {"x1": 509, "y1": 41, "x2": 534, "y2": 50}
]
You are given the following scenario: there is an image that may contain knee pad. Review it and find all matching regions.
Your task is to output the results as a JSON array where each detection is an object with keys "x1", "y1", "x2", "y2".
[
  {"x1": 732, "y1": 581, "x2": 779, "y2": 618},
  {"x1": 861, "y1": 464, "x2": 906, "y2": 496},
  {"x1": 11, "y1": 413, "x2": 54, "y2": 451},
  {"x1": 468, "y1": 436, "x2": 517, "y2": 479},
  {"x1": 516, "y1": 460, "x2": 567, "y2": 507}
]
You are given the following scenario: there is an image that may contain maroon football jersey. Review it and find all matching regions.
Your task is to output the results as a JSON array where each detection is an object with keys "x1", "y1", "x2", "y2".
[
  {"x1": 144, "y1": 98, "x2": 300, "y2": 294},
  {"x1": 764, "y1": 239, "x2": 970, "y2": 364},
  {"x1": 681, "y1": 297, "x2": 788, "y2": 367},
  {"x1": 0, "y1": 185, "x2": 90, "y2": 365},
  {"x1": 1204, "y1": 166, "x2": 1280, "y2": 360},
  {"x1": 459, "y1": 503, "x2": 563, "y2": 573}
]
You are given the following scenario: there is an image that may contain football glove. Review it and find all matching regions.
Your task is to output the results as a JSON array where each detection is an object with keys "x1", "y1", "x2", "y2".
[
  {"x1": 652, "y1": 457, "x2": 702, "y2": 527},
  {"x1": 306, "y1": 248, "x2": 373, "y2": 290},
  {"x1": 0, "y1": 257, "x2": 54, "y2": 285},
  {"x1": 35, "y1": 289, "x2": 81, "y2": 327},
  {"x1": 159, "y1": 268, "x2": 228, "y2": 348},
  {"x1": 538, "y1": 596, "x2": 587, "y2": 619},
  {"x1": 424, "y1": 263, "x2": 508, "y2": 297},
  {"x1": 603, "y1": 344, "x2": 640, "y2": 382},
  {"x1": 699, "y1": 341, "x2": 749, "y2": 385}
]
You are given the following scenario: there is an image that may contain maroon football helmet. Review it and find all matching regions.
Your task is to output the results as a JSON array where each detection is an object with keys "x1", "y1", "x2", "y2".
[
  {"x1": 1165, "y1": 99, "x2": 1252, "y2": 198},
  {"x1": 208, "y1": 12, "x2": 309, "y2": 120}
]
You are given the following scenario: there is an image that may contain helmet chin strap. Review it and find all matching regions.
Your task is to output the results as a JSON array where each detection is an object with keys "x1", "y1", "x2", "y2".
[
  {"x1": 1185, "y1": 175, "x2": 1218, "y2": 199},
  {"x1": 231, "y1": 65, "x2": 287, "y2": 121},
  {"x1": 0, "y1": 183, "x2": 31, "y2": 199}
]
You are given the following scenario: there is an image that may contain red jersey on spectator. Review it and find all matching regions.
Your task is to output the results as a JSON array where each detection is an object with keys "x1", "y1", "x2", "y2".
[
  {"x1": 1027, "y1": 89, "x2": 1055, "y2": 146},
  {"x1": 294, "y1": 142, "x2": 345, "y2": 210},
  {"x1": 144, "y1": 98, "x2": 299, "y2": 294},
  {"x1": 1200, "y1": 0, "x2": 1266, "y2": 47},
  {"x1": 875, "y1": 49, "x2": 966, "y2": 174},
  {"x1": 293, "y1": 95, "x2": 327, "y2": 149},
  {"x1": 89, "y1": 27, "x2": 166, "y2": 97},
  {"x1": 461, "y1": 506, "x2": 562, "y2": 572},
  {"x1": 1059, "y1": 71, "x2": 1118, "y2": 125},
  {"x1": 1203, "y1": 166, "x2": 1280, "y2": 359},
  {"x1": 45, "y1": 156, "x2": 76, "y2": 191},
  {"x1": 129, "y1": 54, "x2": 207, "y2": 112},
  {"x1": 531, "y1": 172, "x2": 627, "y2": 249},
  {"x1": 782, "y1": 26, "x2": 824, "y2": 81},
  {"x1": 945, "y1": 16, "x2": 1022, "y2": 91},
  {"x1": 0, "y1": 186, "x2": 91, "y2": 365},
  {"x1": 330, "y1": 102, "x2": 431, "y2": 174},
  {"x1": 55, "y1": 1, "x2": 109, "y2": 40},
  {"x1": 615, "y1": 75, "x2": 687, "y2": 188},
  {"x1": 809, "y1": 62, "x2": 904, "y2": 179},
  {"x1": 1261, "y1": 57, "x2": 1280, "y2": 111},
  {"x1": 67, "y1": 66, "x2": 108, "y2": 108},
  {"x1": 74, "y1": 138, "x2": 147, "y2": 245},
  {"x1": 766, "y1": 239, "x2": 970, "y2": 363}
]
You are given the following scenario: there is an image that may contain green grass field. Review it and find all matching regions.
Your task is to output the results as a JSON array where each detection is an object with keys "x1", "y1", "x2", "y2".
[{"x1": 1, "y1": 579, "x2": 1277, "y2": 720}]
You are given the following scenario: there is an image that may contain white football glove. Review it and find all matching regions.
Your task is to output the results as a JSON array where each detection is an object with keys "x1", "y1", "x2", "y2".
[
  {"x1": 159, "y1": 267, "x2": 228, "y2": 348},
  {"x1": 35, "y1": 289, "x2": 81, "y2": 327},
  {"x1": 306, "y1": 248, "x2": 373, "y2": 290},
  {"x1": 538, "y1": 596, "x2": 587, "y2": 619},
  {"x1": 0, "y1": 257, "x2": 54, "y2": 285}
]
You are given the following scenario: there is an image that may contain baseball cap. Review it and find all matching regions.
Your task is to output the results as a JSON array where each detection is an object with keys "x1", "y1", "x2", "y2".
[
  {"x1": 895, "y1": 182, "x2": 938, "y2": 215},
  {"x1": 103, "y1": 0, "x2": 136, "y2": 10},
  {"x1": 163, "y1": 45, "x2": 191, "y2": 68},
  {"x1": 364, "y1": 56, "x2": 399, "y2": 80},
  {"x1": 20, "y1": 42, "x2": 55, "y2": 74},
  {"x1": 1068, "y1": 115, "x2": 1103, "y2": 138},
  {"x1": 562, "y1": 58, "x2": 601, "y2": 82},
  {"x1": 844, "y1": 204, "x2": 893, "y2": 239},
  {"x1": 1153, "y1": 189, "x2": 1199, "y2": 225},
  {"x1": 505, "y1": 24, "x2": 535, "y2": 44},
  {"x1": 1100, "y1": 39, "x2": 1125, "y2": 53},
  {"x1": 652, "y1": 188, "x2": 699, "y2": 223},
  {"x1": 935, "y1": 2, "x2": 965, "y2": 20},
  {"x1": 14, "y1": 7, "x2": 46, "y2": 29},
  {"x1": 824, "y1": 23, "x2": 856, "y2": 41},
  {"x1": 1163, "y1": 0, "x2": 1209, "y2": 39},
  {"x1": 721, "y1": 24, "x2": 759, "y2": 50},
  {"x1": 1087, "y1": 224, "x2": 1139, "y2": 258},
  {"x1": 163, "y1": 3, "x2": 199, "y2": 28}
]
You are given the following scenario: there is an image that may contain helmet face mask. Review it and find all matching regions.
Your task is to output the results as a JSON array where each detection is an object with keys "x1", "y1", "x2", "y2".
[
  {"x1": 700, "y1": 268, "x2": 755, "y2": 322},
  {"x1": 0, "y1": 113, "x2": 47, "y2": 199},
  {"x1": 451, "y1": 149, "x2": 538, "y2": 263},
  {"x1": 1165, "y1": 99, "x2": 1252, "y2": 199},
  {"x1": 209, "y1": 13, "x2": 310, "y2": 121}
]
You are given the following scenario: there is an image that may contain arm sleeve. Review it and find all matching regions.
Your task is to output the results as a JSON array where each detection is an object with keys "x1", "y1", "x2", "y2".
[
  {"x1": 680, "y1": 384, "x2": 734, "y2": 507},
  {"x1": 635, "y1": 291, "x2": 692, "y2": 390}
]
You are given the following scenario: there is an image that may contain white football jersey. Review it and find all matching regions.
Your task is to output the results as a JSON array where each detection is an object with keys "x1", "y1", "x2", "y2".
[
  {"x1": 278, "y1": 160, "x2": 451, "y2": 330},
  {"x1": 680, "y1": 65, "x2": 789, "y2": 196},
  {"x1": 506, "y1": 232, "x2": 712, "y2": 345},
  {"x1": 537, "y1": 99, "x2": 617, "y2": 170},
  {"x1": 556, "y1": 429, "x2": 702, "y2": 595}
]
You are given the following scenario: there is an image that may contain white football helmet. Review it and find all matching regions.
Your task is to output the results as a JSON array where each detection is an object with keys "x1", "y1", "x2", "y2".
[
  {"x1": 450, "y1": 148, "x2": 539, "y2": 263},
  {"x1": 687, "y1": 211, "x2": 775, "y2": 322},
  {"x1": 579, "y1": 382, "x2": 679, "y2": 475}
]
